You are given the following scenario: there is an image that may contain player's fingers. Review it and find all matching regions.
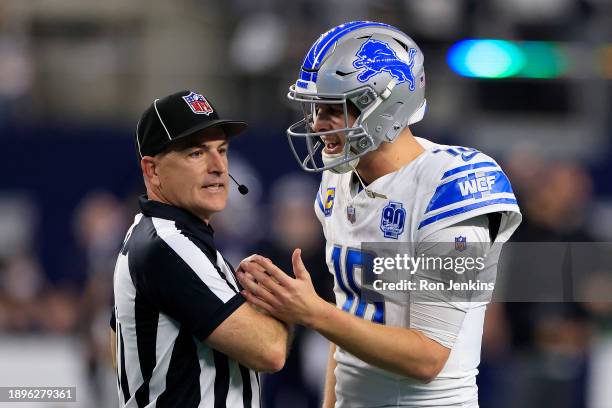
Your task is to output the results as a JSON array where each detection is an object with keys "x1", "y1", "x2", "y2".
[
  {"x1": 240, "y1": 253, "x2": 272, "y2": 266},
  {"x1": 239, "y1": 261, "x2": 276, "y2": 287},
  {"x1": 249, "y1": 256, "x2": 292, "y2": 286},
  {"x1": 240, "y1": 271, "x2": 272, "y2": 294},
  {"x1": 237, "y1": 270, "x2": 260, "y2": 290},
  {"x1": 292, "y1": 248, "x2": 311, "y2": 281},
  {"x1": 241, "y1": 257, "x2": 276, "y2": 280},
  {"x1": 238, "y1": 258, "x2": 268, "y2": 275},
  {"x1": 243, "y1": 264, "x2": 284, "y2": 295},
  {"x1": 237, "y1": 271, "x2": 279, "y2": 304}
]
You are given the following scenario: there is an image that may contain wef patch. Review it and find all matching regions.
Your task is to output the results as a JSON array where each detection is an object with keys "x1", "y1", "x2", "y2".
[
  {"x1": 182, "y1": 91, "x2": 214, "y2": 115},
  {"x1": 425, "y1": 170, "x2": 513, "y2": 214},
  {"x1": 458, "y1": 175, "x2": 496, "y2": 197},
  {"x1": 353, "y1": 39, "x2": 417, "y2": 91},
  {"x1": 380, "y1": 201, "x2": 406, "y2": 239}
]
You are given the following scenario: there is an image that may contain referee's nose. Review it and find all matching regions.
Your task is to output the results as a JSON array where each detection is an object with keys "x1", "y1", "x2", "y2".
[{"x1": 207, "y1": 148, "x2": 228, "y2": 176}]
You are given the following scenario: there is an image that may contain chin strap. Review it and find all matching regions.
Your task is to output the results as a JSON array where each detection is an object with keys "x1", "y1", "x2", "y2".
[
  {"x1": 351, "y1": 166, "x2": 388, "y2": 199},
  {"x1": 322, "y1": 149, "x2": 360, "y2": 174}
]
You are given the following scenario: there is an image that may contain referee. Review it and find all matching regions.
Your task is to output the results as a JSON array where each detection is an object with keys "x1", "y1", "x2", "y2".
[{"x1": 110, "y1": 90, "x2": 289, "y2": 407}]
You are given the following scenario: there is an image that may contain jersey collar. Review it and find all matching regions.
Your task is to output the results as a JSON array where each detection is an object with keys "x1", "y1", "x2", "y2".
[{"x1": 138, "y1": 195, "x2": 215, "y2": 238}]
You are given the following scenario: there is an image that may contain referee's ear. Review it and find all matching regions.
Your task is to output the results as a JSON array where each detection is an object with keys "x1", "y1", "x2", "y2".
[{"x1": 141, "y1": 155, "x2": 162, "y2": 188}]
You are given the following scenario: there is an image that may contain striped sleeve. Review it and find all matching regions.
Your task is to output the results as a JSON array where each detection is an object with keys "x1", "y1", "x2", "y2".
[
  {"x1": 417, "y1": 156, "x2": 521, "y2": 239},
  {"x1": 134, "y1": 218, "x2": 245, "y2": 341}
]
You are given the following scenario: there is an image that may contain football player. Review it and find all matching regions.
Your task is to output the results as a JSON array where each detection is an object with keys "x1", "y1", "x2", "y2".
[{"x1": 237, "y1": 21, "x2": 522, "y2": 407}]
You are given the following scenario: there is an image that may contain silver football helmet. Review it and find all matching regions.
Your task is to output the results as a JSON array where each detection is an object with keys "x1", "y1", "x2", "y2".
[{"x1": 287, "y1": 21, "x2": 426, "y2": 173}]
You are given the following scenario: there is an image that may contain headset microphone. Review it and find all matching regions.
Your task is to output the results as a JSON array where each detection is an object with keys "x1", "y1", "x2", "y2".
[{"x1": 229, "y1": 173, "x2": 249, "y2": 195}]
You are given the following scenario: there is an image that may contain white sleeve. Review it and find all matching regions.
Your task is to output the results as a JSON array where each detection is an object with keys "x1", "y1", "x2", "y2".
[{"x1": 409, "y1": 215, "x2": 490, "y2": 349}]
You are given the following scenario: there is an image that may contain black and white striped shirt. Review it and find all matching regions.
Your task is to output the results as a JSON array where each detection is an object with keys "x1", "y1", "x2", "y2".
[{"x1": 111, "y1": 196, "x2": 259, "y2": 407}]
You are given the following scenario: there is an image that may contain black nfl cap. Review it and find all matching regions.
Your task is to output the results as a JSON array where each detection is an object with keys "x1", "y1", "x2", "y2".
[{"x1": 135, "y1": 90, "x2": 248, "y2": 157}]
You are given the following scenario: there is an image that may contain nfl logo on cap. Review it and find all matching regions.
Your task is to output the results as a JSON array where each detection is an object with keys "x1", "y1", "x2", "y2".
[{"x1": 182, "y1": 91, "x2": 214, "y2": 115}]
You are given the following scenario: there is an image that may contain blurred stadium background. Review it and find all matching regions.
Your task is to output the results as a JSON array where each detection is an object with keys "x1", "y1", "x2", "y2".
[{"x1": 1, "y1": 0, "x2": 612, "y2": 407}]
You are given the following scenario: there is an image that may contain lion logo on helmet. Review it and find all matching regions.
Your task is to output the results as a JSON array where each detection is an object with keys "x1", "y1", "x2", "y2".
[{"x1": 352, "y1": 39, "x2": 417, "y2": 91}]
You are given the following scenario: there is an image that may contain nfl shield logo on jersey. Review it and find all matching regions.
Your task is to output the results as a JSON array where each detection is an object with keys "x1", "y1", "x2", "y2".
[
  {"x1": 380, "y1": 201, "x2": 406, "y2": 239},
  {"x1": 182, "y1": 91, "x2": 214, "y2": 115},
  {"x1": 455, "y1": 236, "x2": 467, "y2": 251},
  {"x1": 347, "y1": 206, "x2": 356, "y2": 224}
]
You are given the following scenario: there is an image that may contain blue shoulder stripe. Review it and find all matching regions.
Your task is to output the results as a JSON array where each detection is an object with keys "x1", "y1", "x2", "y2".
[
  {"x1": 441, "y1": 161, "x2": 498, "y2": 180},
  {"x1": 418, "y1": 198, "x2": 518, "y2": 230},
  {"x1": 426, "y1": 170, "x2": 513, "y2": 213}
]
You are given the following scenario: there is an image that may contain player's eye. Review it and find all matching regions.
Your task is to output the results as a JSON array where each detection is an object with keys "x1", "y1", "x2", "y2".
[
  {"x1": 218, "y1": 147, "x2": 228, "y2": 155},
  {"x1": 189, "y1": 150, "x2": 203, "y2": 158},
  {"x1": 331, "y1": 105, "x2": 344, "y2": 114}
]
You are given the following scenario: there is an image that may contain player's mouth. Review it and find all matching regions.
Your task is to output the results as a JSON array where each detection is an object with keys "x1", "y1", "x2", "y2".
[
  {"x1": 323, "y1": 136, "x2": 344, "y2": 155},
  {"x1": 202, "y1": 182, "x2": 225, "y2": 193}
]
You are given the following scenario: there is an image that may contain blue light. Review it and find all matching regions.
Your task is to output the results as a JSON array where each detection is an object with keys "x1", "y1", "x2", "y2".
[{"x1": 448, "y1": 39, "x2": 525, "y2": 78}]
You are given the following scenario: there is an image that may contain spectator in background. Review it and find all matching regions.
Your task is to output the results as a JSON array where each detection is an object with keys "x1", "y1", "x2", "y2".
[
  {"x1": 510, "y1": 158, "x2": 593, "y2": 242},
  {"x1": 0, "y1": 194, "x2": 79, "y2": 334},
  {"x1": 480, "y1": 150, "x2": 597, "y2": 408},
  {"x1": 73, "y1": 191, "x2": 127, "y2": 407}
]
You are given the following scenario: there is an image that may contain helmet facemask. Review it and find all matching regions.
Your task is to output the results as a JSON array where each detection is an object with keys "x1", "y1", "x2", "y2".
[{"x1": 287, "y1": 86, "x2": 382, "y2": 173}]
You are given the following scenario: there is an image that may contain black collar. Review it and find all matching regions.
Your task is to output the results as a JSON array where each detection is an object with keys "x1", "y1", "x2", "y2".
[{"x1": 138, "y1": 195, "x2": 215, "y2": 238}]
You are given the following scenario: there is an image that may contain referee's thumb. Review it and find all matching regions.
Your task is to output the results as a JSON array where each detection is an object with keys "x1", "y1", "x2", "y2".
[{"x1": 292, "y1": 248, "x2": 309, "y2": 281}]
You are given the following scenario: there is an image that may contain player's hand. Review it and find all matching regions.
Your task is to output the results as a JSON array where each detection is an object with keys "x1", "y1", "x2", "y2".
[
  {"x1": 236, "y1": 254, "x2": 280, "y2": 288},
  {"x1": 236, "y1": 254, "x2": 269, "y2": 275},
  {"x1": 236, "y1": 249, "x2": 327, "y2": 327}
]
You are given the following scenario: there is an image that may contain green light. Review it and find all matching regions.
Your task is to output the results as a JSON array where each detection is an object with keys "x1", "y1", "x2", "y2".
[{"x1": 519, "y1": 42, "x2": 568, "y2": 78}]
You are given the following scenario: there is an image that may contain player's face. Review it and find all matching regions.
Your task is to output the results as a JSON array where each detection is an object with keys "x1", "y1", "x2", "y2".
[
  {"x1": 312, "y1": 103, "x2": 359, "y2": 155},
  {"x1": 156, "y1": 127, "x2": 229, "y2": 221}
]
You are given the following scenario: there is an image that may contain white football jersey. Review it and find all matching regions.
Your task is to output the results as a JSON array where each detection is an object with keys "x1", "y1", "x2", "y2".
[{"x1": 314, "y1": 138, "x2": 522, "y2": 407}]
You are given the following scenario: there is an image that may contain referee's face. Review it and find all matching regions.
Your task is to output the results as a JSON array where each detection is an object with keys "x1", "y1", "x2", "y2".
[{"x1": 153, "y1": 127, "x2": 229, "y2": 222}]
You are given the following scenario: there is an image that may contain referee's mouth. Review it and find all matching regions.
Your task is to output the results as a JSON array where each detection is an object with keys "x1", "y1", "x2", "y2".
[{"x1": 202, "y1": 182, "x2": 225, "y2": 193}]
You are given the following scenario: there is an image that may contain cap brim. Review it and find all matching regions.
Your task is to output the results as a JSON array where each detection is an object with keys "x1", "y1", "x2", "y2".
[{"x1": 173, "y1": 119, "x2": 248, "y2": 142}]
